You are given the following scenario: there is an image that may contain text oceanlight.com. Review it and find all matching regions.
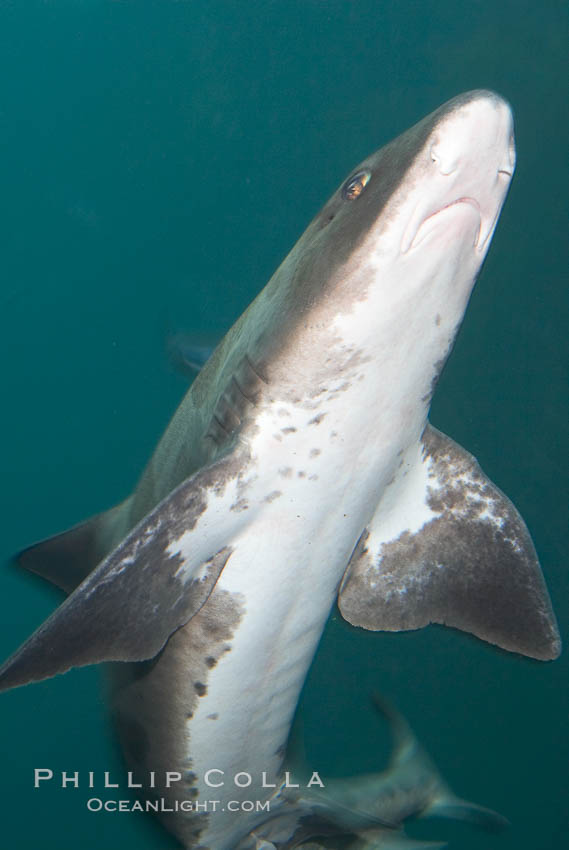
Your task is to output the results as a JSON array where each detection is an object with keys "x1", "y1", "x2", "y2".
[{"x1": 86, "y1": 798, "x2": 271, "y2": 814}]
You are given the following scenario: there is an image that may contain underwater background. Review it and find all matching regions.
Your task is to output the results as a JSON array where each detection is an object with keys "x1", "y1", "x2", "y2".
[{"x1": 0, "y1": 1, "x2": 566, "y2": 848}]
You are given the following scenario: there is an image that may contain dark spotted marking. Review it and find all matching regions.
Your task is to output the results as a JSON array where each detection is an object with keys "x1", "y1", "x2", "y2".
[
  {"x1": 194, "y1": 682, "x2": 207, "y2": 696},
  {"x1": 207, "y1": 713, "x2": 218, "y2": 720},
  {"x1": 205, "y1": 656, "x2": 217, "y2": 669},
  {"x1": 309, "y1": 448, "x2": 321, "y2": 458},
  {"x1": 281, "y1": 426, "x2": 298, "y2": 434},
  {"x1": 308, "y1": 413, "x2": 327, "y2": 426},
  {"x1": 279, "y1": 467, "x2": 294, "y2": 478},
  {"x1": 230, "y1": 498, "x2": 249, "y2": 512},
  {"x1": 264, "y1": 490, "x2": 282, "y2": 503}
]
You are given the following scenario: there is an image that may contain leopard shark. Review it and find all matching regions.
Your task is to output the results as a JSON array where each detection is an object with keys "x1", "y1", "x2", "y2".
[{"x1": 0, "y1": 91, "x2": 560, "y2": 850}]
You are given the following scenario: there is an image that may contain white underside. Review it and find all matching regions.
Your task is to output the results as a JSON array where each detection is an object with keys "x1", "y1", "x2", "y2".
[
  {"x1": 178, "y1": 384, "x2": 427, "y2": 847},
  {"x1": 163, "y1": 194, "x2": 501, "y2": 848}
]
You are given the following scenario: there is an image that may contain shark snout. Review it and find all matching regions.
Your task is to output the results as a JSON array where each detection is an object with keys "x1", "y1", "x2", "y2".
[
  {"x1": 429, "y1": 91, "x2": 515, "y2": 179},
  {"x1": 401, "y1": 91, "x2": 515, "y2": 255}
]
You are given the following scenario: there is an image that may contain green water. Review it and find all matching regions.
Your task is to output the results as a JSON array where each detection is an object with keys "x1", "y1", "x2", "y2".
[{"x1": 0, "y1": 2, "x2": 567, "y2": 848}]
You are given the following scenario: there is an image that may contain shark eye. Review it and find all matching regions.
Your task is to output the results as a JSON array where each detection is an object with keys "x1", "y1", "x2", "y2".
[{"x1": 342, "y1": 170, "x2": 371, "y2": 201}]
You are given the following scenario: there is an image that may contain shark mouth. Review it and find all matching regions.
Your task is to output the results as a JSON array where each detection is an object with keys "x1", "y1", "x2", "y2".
[{"x1": 401, "y1": 196, "x2": 487, "y2": 255}]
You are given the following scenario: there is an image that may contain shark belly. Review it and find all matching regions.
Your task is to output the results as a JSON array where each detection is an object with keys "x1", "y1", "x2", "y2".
[
  {"x1": 187, "y1": 546, "x2": 336, "y2": 847},
  {"x1": 143, "y1": 383, "x2": 418, "y2": 848}
]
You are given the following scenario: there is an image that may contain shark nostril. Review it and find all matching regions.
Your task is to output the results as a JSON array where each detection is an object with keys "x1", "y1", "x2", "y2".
[{"x1": 429, "y1": 143, "x2": 457, "y2": 176}]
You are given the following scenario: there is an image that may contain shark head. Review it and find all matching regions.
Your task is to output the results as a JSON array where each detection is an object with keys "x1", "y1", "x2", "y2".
[
  {"x1": 303, "y1": 89, "x2": 514, "y2": 280},
  {"x1": 249, "y1": 90, "x2": 515, "y2": 413},
  {"x1": 396, "y1": 91, "x2": 515, "y2": 256}
]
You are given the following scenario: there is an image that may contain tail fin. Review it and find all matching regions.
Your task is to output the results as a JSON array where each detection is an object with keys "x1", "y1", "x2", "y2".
[
  {"x1": 371, "y1": 693, "x2": 508, "y2": 832},
  {"x1": 282, "y1": 693, "x2": 506, "y2": 849},
  {"x1": 424, "y1": 795, "x2": 508, "y2": 831}
]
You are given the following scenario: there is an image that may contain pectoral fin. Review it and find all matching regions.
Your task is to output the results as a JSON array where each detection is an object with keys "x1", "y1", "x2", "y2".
[
  {"x1": 0, "y1": 454, "x2": 246, "y2": 692},
  {"x1": 338, "y1": 425, "x2": 560, "y2": 660}
]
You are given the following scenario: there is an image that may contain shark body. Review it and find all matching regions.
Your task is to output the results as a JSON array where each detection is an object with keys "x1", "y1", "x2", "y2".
[
  {"x1": 294, "y1": 695, "x2": 507, "y2": 850},
  {"x1": 0, "y1": 91, "x2": 560, "y2": 849}
]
